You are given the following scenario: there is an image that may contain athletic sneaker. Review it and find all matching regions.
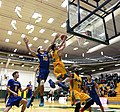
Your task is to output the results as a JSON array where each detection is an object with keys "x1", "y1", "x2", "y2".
[
  {"x1": 58, "y1": 82, "x2": 68, "y2": 91},
  {"x1": 49, "y1": 79, "x2": 56, "y2": 88},
  {"x1": 39, "y1": 98, "x2": 44, "y2": 107}
]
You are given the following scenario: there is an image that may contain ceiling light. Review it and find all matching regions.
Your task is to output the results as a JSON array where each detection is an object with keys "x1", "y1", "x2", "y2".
[
  {"x1": 99, "y1": 68, "x2": 104, "y2": 70},
  {"x1": 65, "y1": 54, "x2": 68, "y2": 57},
  {"x1": 83, "y1": 41, "x2": 89, "y2": 45},
  {"x1": 21, "y1": 34, "x2": 26, "y2": 38},
  {"x1": 5, "y1": 39, "x2": 9, "y2": 42},
  {"x1": 26, "y1": 24, "x2": 34, "y2": 34},
  {"x1": 32, "y1": 12, "x2": 42, "y2": 19},
  {"x1": 0, "y1": 0, "x2": 2, "y2": 7},
  {"x1": 11, "y1": 20, "x2": 17, "y2": 30},
  {"x1": 32, "y1": 12, "x2": 42, "y2": 23},
  {"x1": 73, "y1": 47, "x2": 78, "y2": 50},
  {"x1": 19, "y1": 56, "x2": 23, "y2": 58},
  {"x1": 28, "y1": 44, "x2": 32, "y2": 47},
  {"x1": 47, "y1": 18, "x2": 54, "y2": 24},
  {"x1": 17, "y1": 41, "x2": 21, "y2": 45},
  {"x1": 51, "y1": 32, "x2": 57, "y2": 36},
  {"x1": 28, "y1": 52, "x2": 31, "y2": 55},
  {"x1": 11, "y1": 54, "x2": 14, "y2": 56},
  {"x1": 11, "y1": 63, "x2": 14, "y2": 66},
  {"x1": 101, "y1": 51, "x2": 104, "y2": 55},
  {"x1": 38, "y1": 46, "x2": 43, "y2": 49},
  {"x1": 39, "y1": 29, "x2": 45, "y2": 33},
  {"x1": 21, "y1": 64, "x2": 24, "y2": 67},
  {"x1": 31, "y1": 66, "x2": 34, "y2": 68},
  {"x1": 82, "y1": 53, "x2": 84, "y2": 57},
  {"x1": 8, "y1": 31, "x2": 12, "y2": 35},
  {"x1": 33, "y1": 37, "x2": 38, "y2": 41},
  {"x1": 81, "y1": 72, "x2": 84, "y2": 74},
  {"x1": 99, "y1": 33, "x2": 105, "y2": 37},
  {"x1": 79, "y1": 68, "x2": 82, "y2": 70},
  {"x1": 15, "y1": 6, "x2": 22, "y2": 18},
  {"x1": 1, "y1": 62, "x2": 3, "y2": 64},
  {"x1": 61, "y1": 0, "x2": 68, "y2": 8},
  {"x1": 92, "y1": 69, "x2": 96, "y2": 72},
  {"x1": 61, "y1": 23, "x2": 66, "y2": 28},
  {"x1": 14, "y1": 49, "x2": 17, "y2": 52},
  {"x1": 115, "y1": 64, "x2": 120, "y2": 66},
  {"x1": 44, "y1": 40, "x2": 49, "y2": 43}
]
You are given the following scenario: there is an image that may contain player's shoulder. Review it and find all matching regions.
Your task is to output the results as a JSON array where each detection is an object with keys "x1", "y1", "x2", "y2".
[{"x1": 8, "y1": 79, "x2": 14, "y2": 82}]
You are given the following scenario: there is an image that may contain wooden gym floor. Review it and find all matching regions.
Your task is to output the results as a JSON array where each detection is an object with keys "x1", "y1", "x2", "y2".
[{"x1": 0, "y1": 99, "x2": 120, "y2": 112}]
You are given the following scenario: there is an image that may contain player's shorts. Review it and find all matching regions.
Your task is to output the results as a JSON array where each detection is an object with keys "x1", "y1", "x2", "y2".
[
  {"x1": 26, "y1": 91, "x2": 32, "y2": 98},
  {"x1": 90, "y1": 94, "x2": 102, "y2": 106},
  {"x1": 6, "y1": 95, "x2": 22, "y2": 107},
  {"x1": 70, "y1": 90, "x2": 90, "y2": 105},
  {"x1": 37, "y1": 68, "x2": 50, "y2": 83},
  {"x1": 53, "y1": 62, "x2": 67, "y2": 79}
]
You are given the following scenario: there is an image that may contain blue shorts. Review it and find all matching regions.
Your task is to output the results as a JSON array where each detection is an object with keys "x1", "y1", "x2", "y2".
[
  {"x1": 90, "y1": 94, "x2": 102, "y2": 106},
  {"x1": 27, "y1": 92, "x2": 32, "y2": 98},
  {"x1": 57, "y1": 74, "x2": 69, "y2": 80},
  {"x1": 6, "y1": 95, "x2": 22, "y2": 107},
  {"x1": 37, "y1": 68, "x2": 49, "y2": 83}
]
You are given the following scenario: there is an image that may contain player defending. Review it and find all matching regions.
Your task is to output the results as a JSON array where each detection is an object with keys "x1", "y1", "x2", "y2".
[
  {"x1": 4, "y1": 71, "x2": 28, "y2": 112},
  {"x1": 62, "y1": 68, "x2": 94, "y2": 112},
  {"x1": 49, "y1": 34, "x2": 68, "y2": 91},
  {"x1": 23, "y1": 36, "x2": 58, "y2": 107},
  {"x1": 85, "y1": 75, "x2": 104, "y2": 112}
]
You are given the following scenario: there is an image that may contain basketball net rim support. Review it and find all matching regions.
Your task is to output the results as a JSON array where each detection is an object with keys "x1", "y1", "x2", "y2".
[{"x1": 66, "y1": 0, "x2": 120, "y2": 45}]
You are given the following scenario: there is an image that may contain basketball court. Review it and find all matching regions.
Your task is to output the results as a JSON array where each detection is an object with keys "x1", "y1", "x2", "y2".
[{"x1": 0, "y1": 0, "x2": 120, "y2": 112}]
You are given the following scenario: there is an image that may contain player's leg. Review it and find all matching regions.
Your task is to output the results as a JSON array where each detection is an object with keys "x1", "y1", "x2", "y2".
[
  {"x1": 27, "y1": 84, "x2": 40, "y2": 108},
  {"x1": 80, "y1": 98, "x2": 94, "y2": 112},
  {"x1": 70, "y1": 90, "x2": 81, "y2": 112},
  {"x1": 4, "y1": 107, "x2": 11, "y2": 112},
  {"x1": 91, "y1": 94, "x2": 104, "y2": 112},
  {"x1": 20, "y1": 99, "x2": 27, "y2": 112},
  {"x1": 39, "y1": 70, "x2": 49, "y2": 106}
]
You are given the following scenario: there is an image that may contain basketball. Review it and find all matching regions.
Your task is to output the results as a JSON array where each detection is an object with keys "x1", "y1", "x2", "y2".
[{"x1": 60, "y1": 35, "x2": 67, "y2": 40}]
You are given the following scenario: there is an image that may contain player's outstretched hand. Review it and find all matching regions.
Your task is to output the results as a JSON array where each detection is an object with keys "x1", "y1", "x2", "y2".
[{"x1": 23, "y1": 37, "x2": 29, "y2": 43}]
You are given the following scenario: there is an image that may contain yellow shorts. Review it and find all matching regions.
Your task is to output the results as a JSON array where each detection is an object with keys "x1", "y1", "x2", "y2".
[
  {"x1": 70, "y1": 90, "x2": 90, "y2": 105},
  {"x1": 53, "y1": 62, "x2": 67, "y2": 78}
]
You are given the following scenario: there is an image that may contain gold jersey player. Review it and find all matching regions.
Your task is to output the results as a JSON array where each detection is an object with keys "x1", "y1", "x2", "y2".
[
  {"x1": 49, "y1": 34, "x2": 68, "y2": 91},
  {"x1": 62, "y1": 68, "x2": 94, "y2": 112}
]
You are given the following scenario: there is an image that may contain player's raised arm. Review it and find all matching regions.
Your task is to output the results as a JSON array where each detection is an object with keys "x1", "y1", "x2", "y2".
[
  {"x1": 23, "y1": 37, "x2": 38, "y2": 56},
  {"x1": 46, "y1": 33, "x2": 60, "y2": 52}
]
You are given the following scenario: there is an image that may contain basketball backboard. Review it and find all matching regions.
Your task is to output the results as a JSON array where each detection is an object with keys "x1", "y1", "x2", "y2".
[{"x1": 66, "y1": 0, "x2": 120, "y2": 45}]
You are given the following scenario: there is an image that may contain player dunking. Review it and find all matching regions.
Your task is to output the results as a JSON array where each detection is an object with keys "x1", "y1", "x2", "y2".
[
  {"x1": 4, "y1": 71, "x2": 28, "y2": 112},
  {"x1": 49, "y1": 34, "x2": 68, "y2": 91},
  {"x1": 85, "y1": 75, "x2": 104, "y2": 112},
  {"x1": 23, "y1": 35, "x2": 58, "y2": 107}
]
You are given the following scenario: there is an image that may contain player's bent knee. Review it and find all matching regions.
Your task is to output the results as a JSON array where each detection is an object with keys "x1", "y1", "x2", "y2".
[
  {"x1": 21, "y1": 99, "x2": 27, "y2": 105},
  {"x1": 40, "y1": 80, "x2": 44, "y2": 86}
]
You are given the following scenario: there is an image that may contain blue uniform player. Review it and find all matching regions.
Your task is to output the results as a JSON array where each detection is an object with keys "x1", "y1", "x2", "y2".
[
  {"x1": 85, "y1": 75, "x2": 104, "y2": 112},
  {"x1": 23, "y1": 36, "x2": 58, "y2": 107},
  {"x1": 26, "y1": 81, "x2": 32, "y2": 98},
  {"x1": 4, "y1": 71, "x2": 28, "y2": 112}
]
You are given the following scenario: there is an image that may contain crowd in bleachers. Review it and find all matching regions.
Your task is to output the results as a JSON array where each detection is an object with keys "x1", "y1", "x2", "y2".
[{"x1": 94, "y1": 73, "x2": 120, "y2": 97}]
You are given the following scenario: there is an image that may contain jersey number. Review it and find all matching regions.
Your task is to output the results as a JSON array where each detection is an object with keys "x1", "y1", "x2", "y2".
[{"x1": 15, "y1": 86, "x2": 17, "y2": 91}]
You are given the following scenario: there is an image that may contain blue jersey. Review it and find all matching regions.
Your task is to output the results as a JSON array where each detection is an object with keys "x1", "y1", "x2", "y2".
[
  {"x1": 27, "y1": 84, "x2": 32, "y2": 98},
  {"x1": 7, "y1": 79, "x2": 21, "y2": 96},
  {"x1": 38, "y1": 51, "x2": 50, "y2": 69},
  {"x1": 86, "y1": 80, "x2": 97, "y2": 95}
]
